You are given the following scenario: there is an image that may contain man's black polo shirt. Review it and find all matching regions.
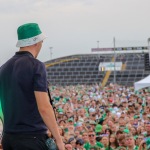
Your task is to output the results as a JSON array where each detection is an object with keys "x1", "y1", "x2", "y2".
[{"x1": 0, "y1": 51, "x2": 48, "y2": 134}]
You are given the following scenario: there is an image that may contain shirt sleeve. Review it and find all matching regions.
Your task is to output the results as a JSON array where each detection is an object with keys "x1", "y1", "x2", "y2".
[{"x1": 33, "y1": 61, "x2": 48, "y2": 92}]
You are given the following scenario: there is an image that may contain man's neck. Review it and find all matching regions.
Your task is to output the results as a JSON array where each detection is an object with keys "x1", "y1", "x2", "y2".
[
  {"x1": 128, "y1": 145, "x2": 135, "y2": 150},
  {"x1": 90, "y1": 141, "x2": 96, "y2": 146},
  {"x1": 19, "y1": 46, "x2": 37, "y2": 58},
  {"x1": 20, "y1": 50, "x2": 35, "y2": 57}
]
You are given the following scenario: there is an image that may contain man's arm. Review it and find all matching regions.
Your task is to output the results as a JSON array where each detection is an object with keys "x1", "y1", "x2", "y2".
[{"x1": 34, "y1": 91, "x2": 64, "y2": 150}]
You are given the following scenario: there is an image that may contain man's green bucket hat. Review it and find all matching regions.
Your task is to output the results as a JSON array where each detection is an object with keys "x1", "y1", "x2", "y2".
[{"x1": 16, "y1": 23, "x2": 46, "y2": 47}]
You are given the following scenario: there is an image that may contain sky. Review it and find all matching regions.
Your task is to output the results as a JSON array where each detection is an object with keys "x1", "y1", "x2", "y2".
[{"x1": 0, "y1": 0, "x2": 150, "y2": 65}]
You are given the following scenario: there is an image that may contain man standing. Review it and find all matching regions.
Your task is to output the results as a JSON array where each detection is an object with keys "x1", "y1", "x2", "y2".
[{"x1": 0, "y1": 23, "x2": 64, "y2": 150}]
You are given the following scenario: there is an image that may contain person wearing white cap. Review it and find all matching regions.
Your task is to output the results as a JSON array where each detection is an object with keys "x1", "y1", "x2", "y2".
[{"x1": 0, "y1": 23, "x2": 64, "y2": 150}]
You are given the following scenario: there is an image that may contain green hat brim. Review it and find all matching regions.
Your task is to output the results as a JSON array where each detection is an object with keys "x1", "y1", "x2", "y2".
[
  {"x1": 16, "y1": 33, "x2": 46, "y2": 47},
  {"x1": 16, "y1": 23, "x2": 46, "y2": 47}
]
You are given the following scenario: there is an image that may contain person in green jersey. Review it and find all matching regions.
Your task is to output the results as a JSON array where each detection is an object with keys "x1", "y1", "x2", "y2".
[
  {"x1": 84, "y1": 130, "x2": 104, "y2": 150},
  {"x1": 125, "y1": 134, "x2": 139, "y2": 150}
]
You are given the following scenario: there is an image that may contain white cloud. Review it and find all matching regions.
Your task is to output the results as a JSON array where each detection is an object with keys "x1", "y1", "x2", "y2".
[{"x1": 0, "y1": 0, "x2": 150, "y2": 65}]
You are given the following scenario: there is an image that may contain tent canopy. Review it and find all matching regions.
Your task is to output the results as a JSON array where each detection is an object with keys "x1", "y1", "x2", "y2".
[{"x1": 134, "y1": 75, "x2": 150, "y2": 91}]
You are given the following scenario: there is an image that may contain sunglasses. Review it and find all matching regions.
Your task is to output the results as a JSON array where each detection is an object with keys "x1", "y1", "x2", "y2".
[
  {"x1": 87, "y1": 126, "x2": 91, "y2": 129},
  {"x1": 145, "y1": 122, "x2": 150, "y2": 124},
  {"x1": 138, "y1": 138, "x2": 143, "y2": 140},
  {"x1": 88, "y1": 134, "x2": 95, "y2": 137}
]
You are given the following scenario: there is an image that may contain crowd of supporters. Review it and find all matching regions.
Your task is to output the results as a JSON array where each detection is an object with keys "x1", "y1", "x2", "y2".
[{"x1": 48, "y1": 83, "x2": 150, "y2": 150}]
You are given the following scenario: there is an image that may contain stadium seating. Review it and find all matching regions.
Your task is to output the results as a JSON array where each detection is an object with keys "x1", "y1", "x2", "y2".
[{"x1": 45, "y1": 52, "x2": 150, "y2": 86}]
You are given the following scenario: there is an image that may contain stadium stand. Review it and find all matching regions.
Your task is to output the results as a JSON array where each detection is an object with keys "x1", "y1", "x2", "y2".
[
  {"x1": 144, "y1": 53, "x2": 150, "y2": 71},
  {"x1": 45, "y1": 50, "x2": 150, "y2": 86}
]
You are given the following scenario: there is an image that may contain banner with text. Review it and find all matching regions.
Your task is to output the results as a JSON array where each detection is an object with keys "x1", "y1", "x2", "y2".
[{"x1": 99, "y1": 62, "x2": 122, "y2": 71}]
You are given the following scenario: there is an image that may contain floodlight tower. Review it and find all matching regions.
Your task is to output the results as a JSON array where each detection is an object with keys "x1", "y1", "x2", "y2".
[
  {"x1": 148, "y1": 38, "x2": 150, "y2": 63},
  {"x1": 97, "y1": 41, "x2": 100, "y2": 48},
  {"x1": 113, "y1": 37, "x2": 116, "y2": 84}
]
